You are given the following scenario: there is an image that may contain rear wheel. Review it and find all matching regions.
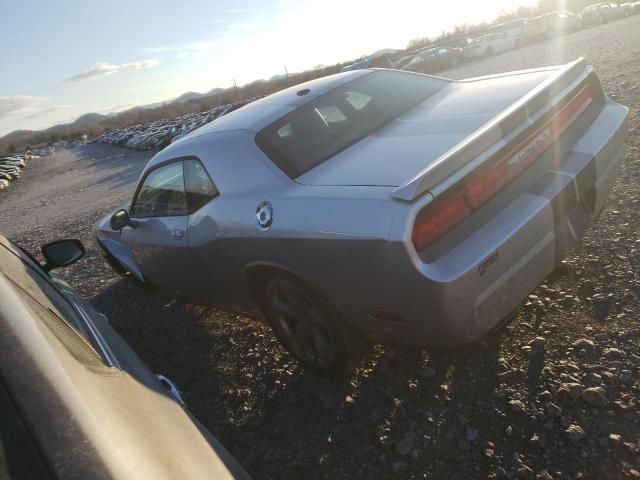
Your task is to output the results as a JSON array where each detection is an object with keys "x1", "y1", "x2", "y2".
[{"x1": 261, "y1": 275, "x2": 362, "y2": 377}]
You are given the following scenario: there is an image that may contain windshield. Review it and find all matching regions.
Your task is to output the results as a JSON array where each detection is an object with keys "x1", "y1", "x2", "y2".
[{"x1": 255, "y1": 70, "x2": 447, "y2": 178}]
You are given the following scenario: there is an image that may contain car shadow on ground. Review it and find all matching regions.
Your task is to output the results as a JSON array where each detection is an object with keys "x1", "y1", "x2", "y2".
[
  {"x1": 90, "y1": 277, "x2": 530, "y2": 479},
  {"x1": 240, "y1": 337, "x2": 508, "y2": 479}
]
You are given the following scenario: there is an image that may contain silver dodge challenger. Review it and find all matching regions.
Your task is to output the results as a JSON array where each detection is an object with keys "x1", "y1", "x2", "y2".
[{"x1": 95, "y1": 58, "x2": 628, "y2": 376}]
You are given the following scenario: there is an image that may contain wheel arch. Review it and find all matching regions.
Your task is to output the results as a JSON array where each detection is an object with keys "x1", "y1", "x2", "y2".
[{"x1": 244, "y1": 261, "x2": 333, "y2": 315}]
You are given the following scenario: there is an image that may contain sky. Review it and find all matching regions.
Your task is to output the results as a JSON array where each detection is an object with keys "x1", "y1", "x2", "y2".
[{"x1": 0, "y1": 0, "x2": 535, "y2": 137}]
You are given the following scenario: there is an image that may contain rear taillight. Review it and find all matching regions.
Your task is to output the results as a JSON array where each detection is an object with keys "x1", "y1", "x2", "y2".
[
  {"x1": 412, "y1": 193, "x2": 471, "y2": 251},
  {"x1": 412, "y1": 83, "x2": 593, "y2": 251}
]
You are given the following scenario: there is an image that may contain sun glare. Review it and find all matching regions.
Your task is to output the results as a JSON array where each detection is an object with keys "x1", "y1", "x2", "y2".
[{"x1": 189, "y1": 0, "x2": 537, "y2": 89}]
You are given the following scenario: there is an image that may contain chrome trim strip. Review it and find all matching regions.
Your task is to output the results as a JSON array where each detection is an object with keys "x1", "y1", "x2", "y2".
[{"x1": 74, "y1": 304, "x2": 120, "y2": 369}]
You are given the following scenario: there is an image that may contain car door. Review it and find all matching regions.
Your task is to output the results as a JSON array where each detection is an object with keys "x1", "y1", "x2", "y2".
[{"x1": 121, "y1": 160, "x2": 192, "y2": 294}]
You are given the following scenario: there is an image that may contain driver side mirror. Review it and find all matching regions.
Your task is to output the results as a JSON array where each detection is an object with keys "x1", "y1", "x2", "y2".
[
  {"x1": 110, "y1": 209, "x2": 136, "y2": 230},
  {"x1": 41, "y1": 239, "x2": 85, "y2": 272}
]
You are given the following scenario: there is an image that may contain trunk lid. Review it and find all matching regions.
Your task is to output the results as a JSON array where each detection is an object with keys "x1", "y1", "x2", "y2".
[{"x1": 295, "y1": 68, "x2": 555, "y2": 187}]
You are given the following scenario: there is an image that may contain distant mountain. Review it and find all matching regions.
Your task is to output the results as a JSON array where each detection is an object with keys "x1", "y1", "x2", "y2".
[
  {"x1": 70, "y1": 112, "x2": 109, "y2": 128},
  {"x1": 0, "y1": 129, "x2": 34, "y2": 144},
  {"x1": 0, "y1": 86, "x2": 227, "y2": 146},
  {"x1": 171, "y1": 87, "x2": 225, "y2": 104},
  {"x1": 172, "y1": 91, "x2": 205, "y2": 103},
  {"x1": 0, "y1": 113, "x2": 109, "y2": 145}
]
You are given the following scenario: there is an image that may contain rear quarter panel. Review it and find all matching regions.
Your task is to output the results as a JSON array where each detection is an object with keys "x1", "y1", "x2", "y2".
[{"x1": 167, "y1": 127, "x2": 401, "y2": 310}]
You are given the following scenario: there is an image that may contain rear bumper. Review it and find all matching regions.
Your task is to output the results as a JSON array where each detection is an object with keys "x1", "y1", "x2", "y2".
[{"x1": 340, "y1": 98, "x2": 628, "y2": 346}]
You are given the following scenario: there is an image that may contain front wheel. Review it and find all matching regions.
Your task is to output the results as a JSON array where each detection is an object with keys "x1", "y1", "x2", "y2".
[{"x1": 261, "y1": 275, "x2": 362, "y2": 377}]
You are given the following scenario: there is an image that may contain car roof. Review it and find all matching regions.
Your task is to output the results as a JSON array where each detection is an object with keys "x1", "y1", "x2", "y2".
[{"x1": 177, "y1": 69, "x2": 371, "y2": 140}]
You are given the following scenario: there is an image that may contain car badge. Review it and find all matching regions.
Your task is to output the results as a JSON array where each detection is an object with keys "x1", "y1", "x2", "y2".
[{"x1": 256, "y1": 201, "x2": 273, "y2": 231}]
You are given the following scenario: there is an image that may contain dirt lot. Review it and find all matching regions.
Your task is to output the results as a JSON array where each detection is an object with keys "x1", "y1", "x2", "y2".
[{"x1": 1, "y1": 15, "x2": 640, "y2": 480}]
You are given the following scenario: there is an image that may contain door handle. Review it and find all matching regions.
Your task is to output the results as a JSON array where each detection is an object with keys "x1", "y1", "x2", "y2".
[{"x1": 171, "y1": 229, "x2": 184, "y2": 240}]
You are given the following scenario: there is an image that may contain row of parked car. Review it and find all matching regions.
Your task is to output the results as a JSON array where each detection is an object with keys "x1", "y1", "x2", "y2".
[
  {"x1": 92, "y1": 98, "x2": 259, "y2": 151},
  {"x1": 0, "y1": 148, "x2": 51, "y2": 191},
  {"x1": 392, "y1": 3, "x2": 640, "y2": 74}
]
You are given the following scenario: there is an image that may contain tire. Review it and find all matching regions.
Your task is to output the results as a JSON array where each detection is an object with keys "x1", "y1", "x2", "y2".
[{"x1": 260, "y1": 274, "x2": 363, "y2": 377}]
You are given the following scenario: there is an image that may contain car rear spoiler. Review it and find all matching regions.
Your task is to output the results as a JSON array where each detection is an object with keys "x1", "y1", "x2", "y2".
[{"x1": 391, "y1": 58, "x2": 594, "y2": 202}]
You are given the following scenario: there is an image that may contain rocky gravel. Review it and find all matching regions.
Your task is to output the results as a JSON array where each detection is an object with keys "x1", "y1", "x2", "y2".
[{"x1": 1, "y1": 15, "x2": 640, "y2": 480}]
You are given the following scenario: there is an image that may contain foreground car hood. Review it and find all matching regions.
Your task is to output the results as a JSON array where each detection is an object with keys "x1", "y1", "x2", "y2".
[{"x1": 296, "y1": 68, "x2": 555, "y2": 187}]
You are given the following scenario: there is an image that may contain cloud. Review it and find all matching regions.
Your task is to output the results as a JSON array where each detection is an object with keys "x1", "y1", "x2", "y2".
[
  {"x1": 143, "y1": 40, "x2": 225, "y2": 56},
  {"x1": 122, "y1": 57, "x2": 161, "y2": 69},
  {"x1": 65, "y1": 62, "x2": 121, "y2": 82},
  {"x1": 0, "y1": 95, "x2": 47, "y2": 119},
  {"x1": 22, "y1": 105, "x2": 71, "y2": 120},
  {"x1": 64, "y1": 57, "x2": 162, "y2": 82}
]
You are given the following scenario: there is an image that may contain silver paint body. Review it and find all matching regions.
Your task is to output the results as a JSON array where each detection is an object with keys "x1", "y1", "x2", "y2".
[{"x1": 95, "y1": 60, "x2": 628, "y2": 346}]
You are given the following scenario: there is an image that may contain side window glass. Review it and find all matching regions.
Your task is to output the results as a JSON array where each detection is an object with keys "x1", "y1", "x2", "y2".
[
  {"x1": 132, "y1": 162, "x2": 187, "y2": 217},
  {"x1": 184, "y1": 159, "x2": 218, "y2": 212}
]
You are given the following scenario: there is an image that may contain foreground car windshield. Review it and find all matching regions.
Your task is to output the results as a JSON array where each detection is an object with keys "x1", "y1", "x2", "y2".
[{"x1": 255, "y1": 70, "x2": 447, "y2": 178}]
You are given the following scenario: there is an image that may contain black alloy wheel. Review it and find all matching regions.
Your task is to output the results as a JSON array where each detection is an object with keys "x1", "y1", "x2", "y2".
[{"x1": 262, "y1": 276, "x2": 361, "y2": 376}]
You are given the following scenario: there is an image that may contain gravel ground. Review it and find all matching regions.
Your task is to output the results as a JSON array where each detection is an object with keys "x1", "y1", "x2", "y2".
[{"x1": 1, "y1": 16, "x2": 640, "y2": 480}]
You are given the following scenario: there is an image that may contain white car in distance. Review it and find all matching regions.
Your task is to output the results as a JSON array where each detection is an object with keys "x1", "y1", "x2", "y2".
[{"x1": 463, "y1": 31, "x2": 517, "y2": 59}]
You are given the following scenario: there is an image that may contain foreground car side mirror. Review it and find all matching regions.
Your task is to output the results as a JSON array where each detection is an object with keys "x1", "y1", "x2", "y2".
[
  {"x1": 41, "y1": 239, "x2": 85, "y2": 272},
  {"x1": 110, "y1": 209, "x2": 135, "y2": 230}
]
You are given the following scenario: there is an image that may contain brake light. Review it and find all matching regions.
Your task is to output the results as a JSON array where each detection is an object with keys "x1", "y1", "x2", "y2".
[
  {"x1": 412, "y1": 193, "x2": 471, "y2": 251},
  {"x1": 466, "y1": 163, "x2": 510, "y2": 208},
  {"x1": 411, "y1": 83, "x2": 593, "y2": 251}
]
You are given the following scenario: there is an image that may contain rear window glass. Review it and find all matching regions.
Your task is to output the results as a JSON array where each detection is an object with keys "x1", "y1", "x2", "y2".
[{"x1": 255, "y1": 70, "x2": 447, "y2": 178}]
